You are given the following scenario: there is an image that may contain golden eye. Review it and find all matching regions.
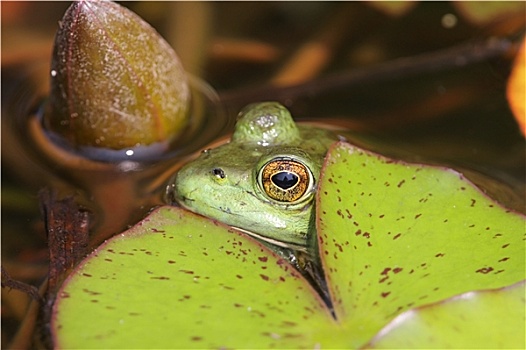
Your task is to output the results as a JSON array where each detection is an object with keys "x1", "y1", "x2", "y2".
[{"x1": 258, "y1": 158, "x2": 313, "y2": 203}]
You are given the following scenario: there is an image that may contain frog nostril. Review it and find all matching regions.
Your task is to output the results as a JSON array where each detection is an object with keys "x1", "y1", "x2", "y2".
[{"x1": 211, "y1": 168, "x2": 226, "y2": 179}]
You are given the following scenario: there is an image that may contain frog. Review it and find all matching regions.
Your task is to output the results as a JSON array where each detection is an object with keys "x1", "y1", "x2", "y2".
[{"x1": 170, "y1": 101, "x2": 341, "y2": 252}]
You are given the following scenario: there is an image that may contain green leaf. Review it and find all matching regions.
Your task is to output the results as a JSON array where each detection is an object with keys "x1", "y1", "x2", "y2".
[
  {"x1": 51, "y1": 207, "x2": 336, "y2": 349},
  {"x1": 46, "y1": 1, "x2": 190, "y2": 149},
  {"x1": 317, "y1": 142, "x2": 525, "y2": 348},
  {"x1": 367, "y1": 281, "x2": 526, "y2": 349},
  {"x1": 52, "y1": 142, "x2": 525, "y2": 348}
]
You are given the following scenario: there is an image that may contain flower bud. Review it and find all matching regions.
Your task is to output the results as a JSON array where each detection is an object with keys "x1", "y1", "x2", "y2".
[{"x1": 46, "y1": 0, "x2": 190, "y2": 150}]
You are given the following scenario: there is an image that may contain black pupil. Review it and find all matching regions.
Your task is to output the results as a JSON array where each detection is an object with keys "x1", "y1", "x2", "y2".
[{"x1": 272, "y1": 171, "x2": 298, "y2": 190}]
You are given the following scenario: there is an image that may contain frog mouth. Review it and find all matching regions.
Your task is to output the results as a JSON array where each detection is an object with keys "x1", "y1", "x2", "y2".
[
  {"x1": 230, "y1": 226, "x2": 308, "y2": 252},
  {"x1": 175, "y1": 196, "x2": 307, "y2": 252}
]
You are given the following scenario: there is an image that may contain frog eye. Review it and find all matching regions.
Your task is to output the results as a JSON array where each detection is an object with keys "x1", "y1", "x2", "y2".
[{"x1": 258, "y1": 158, "x2": 314, "y2": 203}]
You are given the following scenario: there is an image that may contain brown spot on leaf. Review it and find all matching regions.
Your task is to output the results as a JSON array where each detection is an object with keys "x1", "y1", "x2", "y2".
[
  {"x1": 381, "y1": 292, "x2": 391, "y2": 298},
  {"x1": 476, "y1": 267, "x2": 494, "y2": 274},
  {"x1": 498, "y1": 257, "x2": 510, "y2": 262},
  {"x1": 82, "y1": 288, "x2": 101, "y2": 296},
  {"x1": 381, "y1": 268, "x2": 391, "y2": 276},
  {"x1": 435, "y1": 253, "x2": 445, "y2": 258},
  {"x1": 260, "y1": 274, "x2": 269, "y2": 281}
]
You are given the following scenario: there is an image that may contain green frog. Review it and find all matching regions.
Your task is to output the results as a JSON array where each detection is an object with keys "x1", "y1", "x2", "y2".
[
  {"x1": 171, "y1": 102, "x2": 340, "y2": 251},
  {"x1": 170, "y1": 102, "x2": 342, "y2": 304}
]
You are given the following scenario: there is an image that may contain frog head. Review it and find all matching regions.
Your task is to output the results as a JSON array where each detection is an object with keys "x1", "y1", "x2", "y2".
[{"x1": 171, "y1": 102, "x2": 337, "y2": 249}]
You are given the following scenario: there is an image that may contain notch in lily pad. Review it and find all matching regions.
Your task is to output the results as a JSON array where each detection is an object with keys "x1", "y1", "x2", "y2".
[{"x1": 44, "y1": 0, "x2": 190, "y2": 158}]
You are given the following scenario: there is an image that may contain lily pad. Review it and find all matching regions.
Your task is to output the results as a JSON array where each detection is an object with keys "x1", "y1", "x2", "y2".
[
  {"x1": 317, "y1": 142, "x2": 525, "y2": 347},
  {"x1": 51, "y1": 142, "x2": 525, "y2": 348},
  {"x1": 367, "y1": 281, "x2": 525, "y2": 349},
  {"x1": 51, "y1": 207, "x2": 336, "y2": 349}
]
